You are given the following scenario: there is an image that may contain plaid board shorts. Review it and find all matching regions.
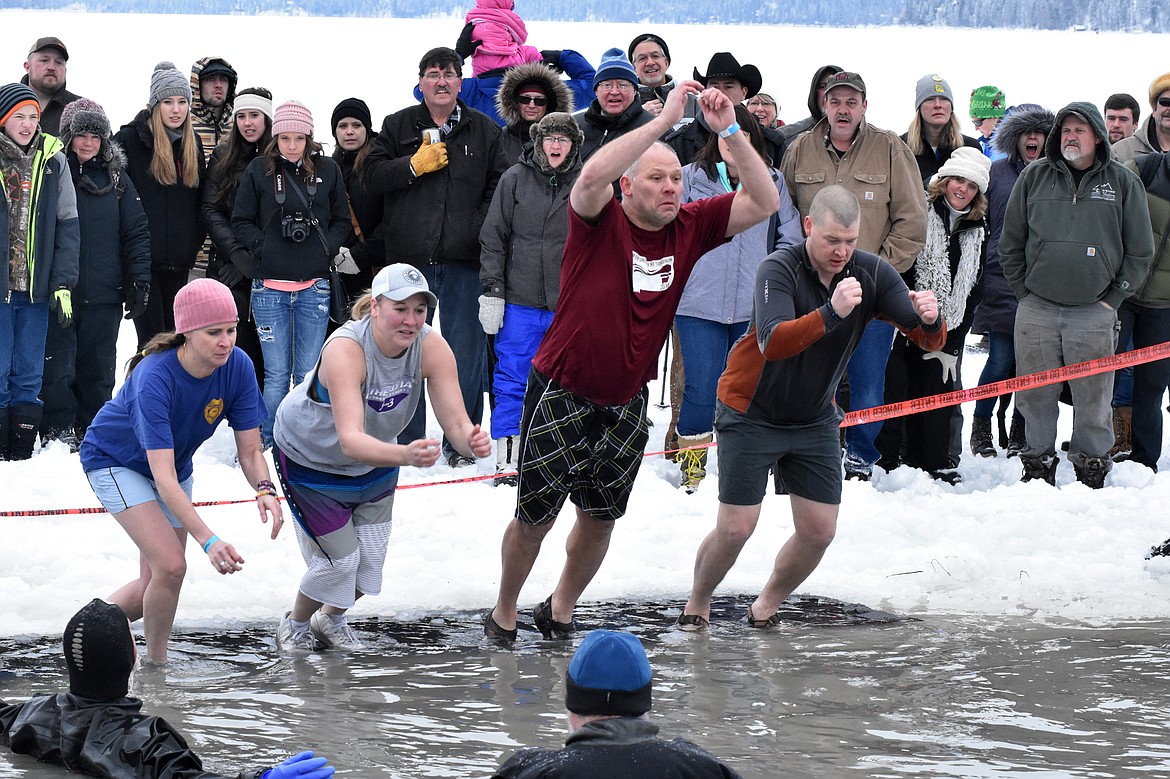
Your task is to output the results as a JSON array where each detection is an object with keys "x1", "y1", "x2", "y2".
[{"x1": 515, "y1": 369, "x2": 650, "y2": 526}]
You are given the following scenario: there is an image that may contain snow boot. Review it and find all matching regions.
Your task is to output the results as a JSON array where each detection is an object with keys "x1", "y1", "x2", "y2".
[
  {"x1": 8, "y1": 404, "x2": 43, "y2": 461},
  {"x1": 0, "y1": 407, "x2": 9, "y2": 460},
  {"x1": 676, "y1": 432, "x2": 712, "y2": 493},
  {"x1": 1074, "y1": 457, "x2": 1109, "y2": 490},
  {"x1": 1006, "y1": 417, "x2": 1027, "y2": 458},
  {"x1": 1020, "y1": 454, "x2": 1058, "y2": 485},
  {"x1": 1108, "y1": 406, "x2": 1132, "y2": 462},
  {"x1": 970, "y1": 416, "x2": 996, "y2": 458}
]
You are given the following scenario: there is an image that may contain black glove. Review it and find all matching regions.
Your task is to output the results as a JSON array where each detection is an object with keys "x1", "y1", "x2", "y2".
[
  {"x1": 540, "y1": 50, "x2": 563, "y2": 73},
  {"x1": 217, "y1": 261, "x2": 245, "y2": 288},
  {"x1": 124, "y1": 281, "x2": 149, "y2": 321},
  {"x1": 229, "y1": 248, "x2": 259, "y2": 279},
  {"x1": 455, "y1": 22, "x2": 482, "y2": 61}
]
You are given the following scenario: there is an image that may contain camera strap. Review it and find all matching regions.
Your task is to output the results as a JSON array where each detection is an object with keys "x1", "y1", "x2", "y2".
[{"x1": 274, "y1": 166, "x2": 332, "y2": 258}]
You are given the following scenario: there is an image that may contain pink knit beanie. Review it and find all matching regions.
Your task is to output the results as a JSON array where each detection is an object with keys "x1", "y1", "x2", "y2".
[
  {"x1": 173, "y1": 278, "x2": 238, "y2": 334},
  {"x1": 272, "y1": 100, "x2": 313, "y2": 136}
]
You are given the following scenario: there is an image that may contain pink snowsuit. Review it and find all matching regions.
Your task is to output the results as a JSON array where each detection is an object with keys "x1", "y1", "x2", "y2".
[{"x1": 464, "y1": 0, "x2": 543, "y2": 77}]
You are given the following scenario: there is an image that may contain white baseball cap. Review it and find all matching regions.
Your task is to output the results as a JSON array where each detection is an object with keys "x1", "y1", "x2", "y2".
[{"x1": 371, "y1": 263, "x2": 437, "y2": 307}]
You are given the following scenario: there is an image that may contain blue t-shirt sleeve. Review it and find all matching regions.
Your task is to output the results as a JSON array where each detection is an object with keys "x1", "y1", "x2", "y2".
[
  {"x1": 224, "y1": 348, "x2": 267, "y2": 431},
  {"x1": 133, "y1": 360, "x2": 179, "y2": 452}
]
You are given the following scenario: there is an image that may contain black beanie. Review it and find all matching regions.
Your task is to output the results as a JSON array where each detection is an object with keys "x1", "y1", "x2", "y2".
[
  {"x1": 63, "y1": 599, "x2": 136, "y2": 700},
  {"x1": 627, "y1": 33, "x2": 670, "y2": 66},
  {"x1": 331, "y1": 97, "x2": 372, "y2": 139}
]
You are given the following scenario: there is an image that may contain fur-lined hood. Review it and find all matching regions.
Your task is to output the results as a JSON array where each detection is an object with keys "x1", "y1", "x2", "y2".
[
  {"x1": 993, "y1": 103, "x2": 1056, "y2": 165},
  {"x1": 68, "y1": 138, "x2": 129, "y2": 197},
  {"x1": 496, "y1": 62, "x2": 575, "y2": 127},
  {"x1": 526, "y1": 111, "x2": 585, "y2": 175}
]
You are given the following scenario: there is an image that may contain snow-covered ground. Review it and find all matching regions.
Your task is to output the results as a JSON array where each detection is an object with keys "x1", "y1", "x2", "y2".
[{"x1": 2, "y1": 10, "x2": 1169, "y2": 639}]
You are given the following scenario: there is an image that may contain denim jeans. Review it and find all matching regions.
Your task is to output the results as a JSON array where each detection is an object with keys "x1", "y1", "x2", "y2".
[
  {"x1": 1014, "y1": 295, "x2": 1118, "y2": 466},
  {"x1": 251, "y1": 279, "x2": 331, "y2": 445},
  {"x1": 0, "y1": 291, "x2": 50, "y2": 407},
  {"x1": 841, "y1": 319, "x2": 895, "y2": 465},
  {"x1": 1117, "y1": 300, "x2": 1170, "y2": 470},
  {"x1": 491, "y1": 304, "x2": 553, "y2": 439},
  {"x1": 675, "y1": 315, "x2": 749, "y2": 436},
  {"x1": 400, "y1": 263, "x2": 485, "y2": 457},
  {"x1": 974, "y1": 331, "x2": 1023, "y2": 420},
  {"x1": 1112, "y1": 334, "x2": 1135, "y2": 408}
]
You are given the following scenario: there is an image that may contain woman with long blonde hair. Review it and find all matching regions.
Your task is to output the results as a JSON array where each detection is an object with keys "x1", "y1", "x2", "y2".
[{"x1": 114, "y1": 61, "x2": 206, "y2": 348}]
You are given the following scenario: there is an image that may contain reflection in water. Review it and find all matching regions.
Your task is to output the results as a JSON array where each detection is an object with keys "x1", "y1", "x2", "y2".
[{"x1": 2, "y1": 597, "x2": 1170, "y2": 778}]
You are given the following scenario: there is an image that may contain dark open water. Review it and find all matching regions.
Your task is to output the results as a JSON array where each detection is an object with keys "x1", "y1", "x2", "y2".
[{"x1": 3, "y1": 596, "x2": 1169, "y2": 778}]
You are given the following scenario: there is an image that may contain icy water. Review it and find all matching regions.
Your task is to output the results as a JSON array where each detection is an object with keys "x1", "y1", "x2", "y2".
[{"x1": 3, "y1": 596, "x2": 1169, "y2": 778}]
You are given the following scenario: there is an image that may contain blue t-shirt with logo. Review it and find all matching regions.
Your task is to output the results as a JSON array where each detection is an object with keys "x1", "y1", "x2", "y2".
[{"x1": 80, "y1": 348, "x2": 265, "y2": 482}]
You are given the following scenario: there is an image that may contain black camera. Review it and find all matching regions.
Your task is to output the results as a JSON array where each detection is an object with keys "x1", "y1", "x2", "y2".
[{"x1": 281, "y1": 212, "x2": 311, "y2": 243}]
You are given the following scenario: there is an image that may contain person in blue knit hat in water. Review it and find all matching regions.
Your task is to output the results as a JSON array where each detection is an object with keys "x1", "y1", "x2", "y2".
[
  {"x1": 492, "y1": 629, "x2": 743, "y2": 778},
  {"x1": 0, "y1": 598, "x2": 336, "y2": 778}
]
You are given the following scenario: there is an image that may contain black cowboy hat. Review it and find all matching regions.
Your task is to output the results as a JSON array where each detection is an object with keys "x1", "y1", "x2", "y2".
[{"x1": 693, "y1": 52, "x2": 762, "y2": 99}]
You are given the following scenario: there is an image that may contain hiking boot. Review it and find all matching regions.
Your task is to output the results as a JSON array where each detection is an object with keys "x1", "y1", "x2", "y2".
[
  {"x1": 1021, "y1": 454, "x2": 1058, "y2": 485},
  {"x1": 446, "y1": 452, "x2": 476, "y2": 468},
  {"x1": 970, "y1": 417, "x2": 996, "y2": 458},
  {"x1": 494, "y1": 435, "x2": 518, "y2": 486},
  {"x1": 533, "y1": 595, "x2": 577, "y2": 640},
  {"x1": 843, "y1": 453, "x2": 872, "y2": 482},
  {"x1": 276, "y1": 612, "x2": 319, "y2": 651},
  {"x1": 42, "y1": 427, "x2": 81, "y2": 453},
  {"x1": 930, "y1": 468, "x2": 963, "y2": 485},
  {"x1": 676, "y1": 432, "x2": 711, "y2": 494},
  {"x1": 1006, "y1": 417, "x2": 1027, "y2": 458},
  {"x1": 310, "y1": 611, "x2": 364, "y2": 649},
  {"x1": 1108, "y1": 406, "x2": 1132, "y2": 462},
  {"x1": 1074, "y1": 457, "x2": 1109, "y2": 490}
]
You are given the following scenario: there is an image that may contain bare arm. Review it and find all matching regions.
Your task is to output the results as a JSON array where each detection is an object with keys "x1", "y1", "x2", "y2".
[
  {"x1": 699, "y1": 89, "x2": 781, "y2": 237},
  {"x1": 569, "y1": 79, "x2": 705, "y2": 221},
  {"x1": 421, "y1": 332, "x2": 492, "y2": 460},
  {"x1": 145, "y1": 449, "x2": 244, "y2": 574}
]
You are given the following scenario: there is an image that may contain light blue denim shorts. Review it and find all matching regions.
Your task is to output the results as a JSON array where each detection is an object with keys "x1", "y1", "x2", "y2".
[{"x1": 86, "y1": 466, "x2": 195, "y2": 529}]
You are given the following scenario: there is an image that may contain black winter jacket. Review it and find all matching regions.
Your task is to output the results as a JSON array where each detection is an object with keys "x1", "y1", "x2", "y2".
[
  {"x1": 202, "y1": 141, "x2": 261, "y2": 281},
  {"x1": 113, "y1": 110, "x2": 206, "y2": 273},
  {"x1": 0, "y1": 693, "x2": 265, "y2": 778},
  {"x1": 231, "y1": 153, "x2": 350, "y2": 282},
  {"x1": 364, "y1": 101, "x2": 507, "y2": 267},
  {"x1": 574, "y1": 99, "x2": 655, "y2": 162},
  {"x1": 68, "y1": 144, "x2": 151, "y2": 305},
  {"x1": 333, "y1": 141, "x2": 384, "y2": 273}
]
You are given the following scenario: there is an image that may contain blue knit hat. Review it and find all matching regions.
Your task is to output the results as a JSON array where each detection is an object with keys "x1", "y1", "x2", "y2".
[
  {"x1": 593, "y1": 48, "x2": 637, "y2": 90},
  {"x1": 565, "y1": 629, "x2": 652, "y2": 716}
]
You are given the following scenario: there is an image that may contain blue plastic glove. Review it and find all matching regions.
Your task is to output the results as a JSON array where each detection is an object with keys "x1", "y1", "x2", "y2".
[{"x1": 261, "y1": 751, "x2": 335, "y2": 779}]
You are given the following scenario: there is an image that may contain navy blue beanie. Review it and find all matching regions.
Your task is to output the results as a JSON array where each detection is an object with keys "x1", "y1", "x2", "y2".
[
  {"x1": 593, "y1": 48, "x2": 638, "y2": 90},
  {"x1": 565, "y1": 630, "x2": 652, "y2": 716}
]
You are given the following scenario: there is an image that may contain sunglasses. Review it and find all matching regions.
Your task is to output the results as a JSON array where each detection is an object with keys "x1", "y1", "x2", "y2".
[
  {"x1": 1159, "y1": 97, "x2": 1170, "y2": 108},
  {"x1": 518, "y1": 95, "x2": 548, "y2": 106}
]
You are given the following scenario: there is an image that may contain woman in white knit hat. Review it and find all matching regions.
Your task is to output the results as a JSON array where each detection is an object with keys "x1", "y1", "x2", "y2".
[
  {"x1": 231, "y1": 100, "x2": 350, "y2": 448},
  {"x1": 876, "y1": 146, "x2": 991, "y2": 485}
]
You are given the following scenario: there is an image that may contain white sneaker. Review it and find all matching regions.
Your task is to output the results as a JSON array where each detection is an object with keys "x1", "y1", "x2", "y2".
[
  {"x1": 276, "y1": 612, "x2": 318, "y2": 651},
  {"x1": 310, "y1": 611, "x2": 364, "y2": 649}
]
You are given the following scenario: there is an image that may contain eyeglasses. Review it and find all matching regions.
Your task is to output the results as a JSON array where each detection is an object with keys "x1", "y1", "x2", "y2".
[
  {"x1": 972, "y1": 118, "x2": 990, "y2": 127},
  {"x1": 517, "y1": 95, "x2": 548, "y2": 106},
  {"x1": 543, "y1": 135, "x2": 572, "y2": 146},
  {"x1": 597, "y1": 80, "x2": 634, "y2": 93},
  {"x1": 422, "y1": 70, "x2": 460, "y2": 82},
  {"x1": 1158, "y1": 97, "x2": 1170, "y2": 108},
  {"x1": 747, "y1": 98, "x2": 775, "y2": 108}
]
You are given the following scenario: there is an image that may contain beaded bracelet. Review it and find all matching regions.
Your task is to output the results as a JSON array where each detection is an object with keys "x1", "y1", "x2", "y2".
[
  {"x1": 825, "y1": 302, "x2": 843, "y2": 322},
  {"x1": 256, "y1": 479, "x2": 278, "y2": 498},
  {"x1": 201, "y1": 534, "x2": 220, "y2": 554}
]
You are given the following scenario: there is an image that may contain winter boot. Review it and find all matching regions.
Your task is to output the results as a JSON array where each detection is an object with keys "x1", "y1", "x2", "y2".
[
  {"x1": 0, "y1": 407, "x2": 9, "y2": 460},
  {"x1": 676, "y1": 432, "x2": 712, "y2": 493},
  {"x1": 494, "y1": 435, "x2": 518, "y2": 486},
  {"x1": 1074, "y1": 457, "x2": 1109, "y2": 490},
  {"x1": 8, "y1": 404, "x2": 43, "y2": 461},
  {"x1": 41, "y1": 426, "x2": 81, "y2": 453},
  {"x1": 970, "y1": 416, "x2": 996, "y2": 458},
  {"x1": 1108, "y1": 406, "x2": 1132, "y2": 462},
  {"x1": 1006, "y1": 417, "x2": 1027, "y2": 458},
  {"x1": 1020, "y1": 454, "x2": 1058, "y2": 486}
]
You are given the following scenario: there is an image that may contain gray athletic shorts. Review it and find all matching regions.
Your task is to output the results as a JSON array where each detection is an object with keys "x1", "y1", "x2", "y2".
[{"x1": 714, "y1": 402, "x2": 842, "y2": 506}]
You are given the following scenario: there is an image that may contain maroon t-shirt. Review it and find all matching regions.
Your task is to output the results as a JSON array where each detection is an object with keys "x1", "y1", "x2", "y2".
[{"x1": 532, "y1": 193, "x2": 734, "y2": 405}]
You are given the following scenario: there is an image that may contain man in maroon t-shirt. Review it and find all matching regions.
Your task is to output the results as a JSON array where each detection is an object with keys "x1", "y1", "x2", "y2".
[{"x1": 482, "y1": 79, "x2": 781, "y2": 641}]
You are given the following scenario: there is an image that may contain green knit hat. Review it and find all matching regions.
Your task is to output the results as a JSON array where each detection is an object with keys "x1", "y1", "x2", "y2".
[{"x1": 969, "y1": 85, "x2": 1006, "y2": 119}]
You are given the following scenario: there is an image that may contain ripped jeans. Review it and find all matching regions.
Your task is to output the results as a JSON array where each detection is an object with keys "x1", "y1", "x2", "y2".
[{"x1": 251, "y1": 279, "x2": 331, "y2": 446}]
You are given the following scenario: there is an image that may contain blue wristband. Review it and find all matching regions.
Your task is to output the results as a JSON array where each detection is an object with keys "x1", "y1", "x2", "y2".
[
  {"x1": 201, "y1": 534, "x2": 220, "y2": 554},
  {"x1": 718, "y1": 122, "x2": 740, "y2": 139}
]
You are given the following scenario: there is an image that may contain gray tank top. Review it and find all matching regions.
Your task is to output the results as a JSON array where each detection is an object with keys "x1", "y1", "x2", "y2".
[{"x1": 274, "y1": 318, "x2": 430, "y2": 476}]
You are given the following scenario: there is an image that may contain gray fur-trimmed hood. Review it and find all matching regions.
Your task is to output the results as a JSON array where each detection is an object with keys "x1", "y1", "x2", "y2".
[
  {"x1": 528, "y1": 111, "x2": 585, "y2": 175},
  {"x1": 69, "y1": 138, "x2": 130, "y2": 196},
  {"x1": 993, "y1": 103, "x2": 1056, "y2": 164},
  {"x1": 496, "y1": 62, "x2": 575, "y2": 127}
]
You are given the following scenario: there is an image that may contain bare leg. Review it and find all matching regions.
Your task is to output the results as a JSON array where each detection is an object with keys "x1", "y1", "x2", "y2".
[
  {"x1": 684, "y1": 502, "x2": 763, "y2": 621},
  {"x1": 749, "y1": 495, "x2": 838, "y2": 619},
  {"x1": 490, "y1": 516, "x2": 556, "y2": 631},
  {"x1": 321, "y1": 591, "x2": 362, "y2": 618},
  {"x1": 107, "y1": 504, "x2": 188, "y2": 663},
  {"x1": 550, "y1": 507, "x2": 615, "y2": 623}
]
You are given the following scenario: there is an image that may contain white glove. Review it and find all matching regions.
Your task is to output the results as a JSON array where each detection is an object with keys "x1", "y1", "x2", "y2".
[
  {"x1": 333, "y1": 247, "x2": 359, "y2": 275},
  {"x1": 922, "y1": 350, "x2": 958, "y2": 383},
  {"x1": 478, "y1": 294, "x2": 505, "y2": 335}
]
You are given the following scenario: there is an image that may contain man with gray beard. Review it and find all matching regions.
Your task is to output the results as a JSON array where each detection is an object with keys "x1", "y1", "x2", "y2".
[{"x1": 999, "y1": 102, "x2": 1153, "y2": 489}]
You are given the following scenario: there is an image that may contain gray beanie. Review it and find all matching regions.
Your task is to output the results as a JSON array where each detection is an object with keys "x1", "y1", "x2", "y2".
[
  {"x1": 148, "y1": 61, "x2": 192, "y2": 111},
  {"x1": 915, "y1": 73, "x2": 954, "y2": 109}
]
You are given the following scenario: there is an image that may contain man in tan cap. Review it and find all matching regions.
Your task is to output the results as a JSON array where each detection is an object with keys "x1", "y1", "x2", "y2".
[{"x1": 21, "y1": 37, "x2": 84, "y2": 135}]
